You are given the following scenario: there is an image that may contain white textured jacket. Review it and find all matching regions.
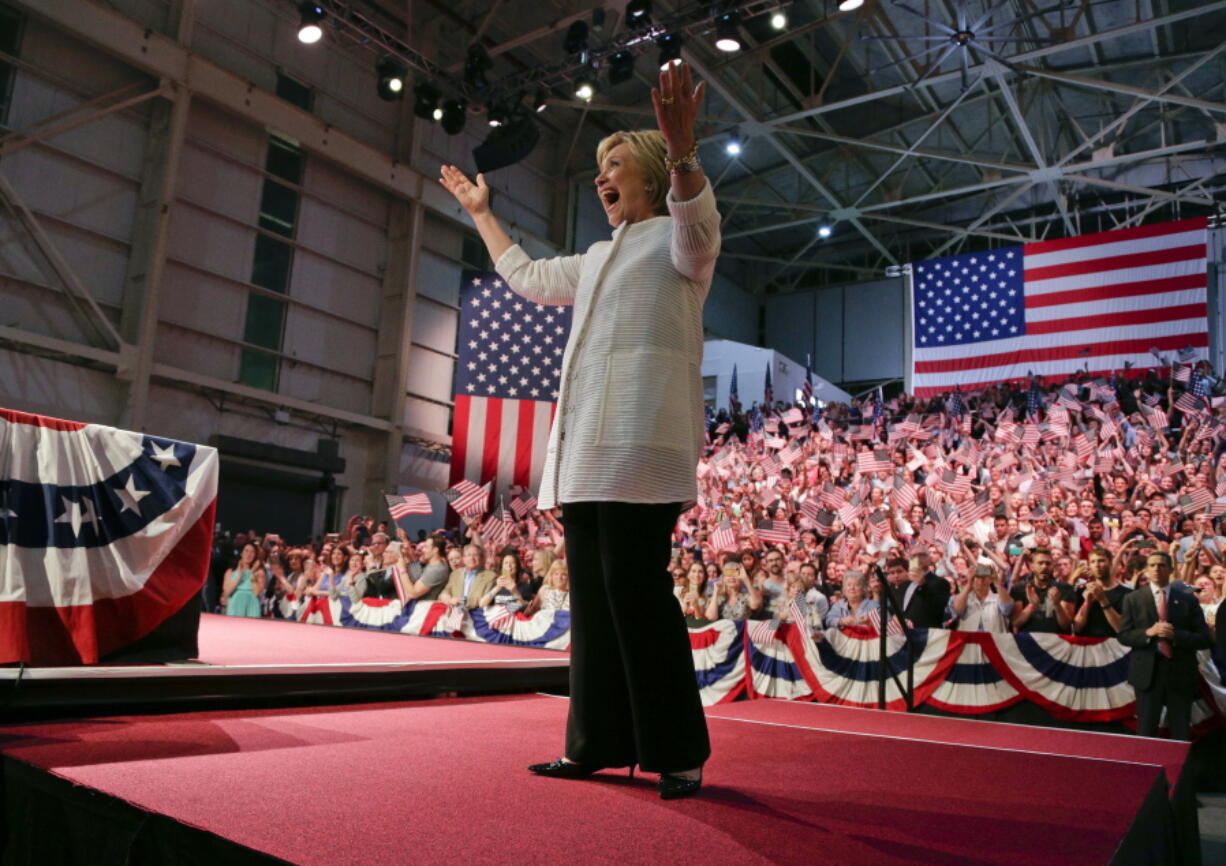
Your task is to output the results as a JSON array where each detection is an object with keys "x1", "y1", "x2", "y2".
[{"x1": 494, "y1": 180, "x2": 721, "y2": 510}]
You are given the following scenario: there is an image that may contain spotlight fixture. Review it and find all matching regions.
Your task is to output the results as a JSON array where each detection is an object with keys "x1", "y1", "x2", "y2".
[
  {"x1": 412, "y1": 82, "x2": 440, "y2": 120},
  {"x1": 714, "y1": 11, "x2": 742, "y2": 52},
  {"x1": 657, "y1": 33, "x2": 683, "y2": 70},
  {"x1": 818, "y1": 225, "x2": 833, "y2": 238},
  {"x1": 487, "y1": 103, "x2": 508, "y2": 128},
  {"x1": 574, "y1": 66, "x2": 597, "y2": 101},
  {"x1": 564, "y1": 20, "x2": 589, "y2": 55},
  {"x1": 432, "y1": 106, "x2": 444, "y2": 121},
  {"x1": 838, "y1": 0, "x2": 864, "y2": 11},
  {"x1": 533, "y1": 88, "x2": 549, "y2": 113},
  {"x1": 465, "y1": 44, "x2": 492, "y2": 90},
  {"x1": 608, "y1": 50, "x2": 635, "y2": 86},
  {"x1": 770, "y1": 10, "x2": 787, "y2": 30},
  {"x1": 376, "y1": 57, "x2": 407, "y2": 101},
  {"x1": 473, "y1": 112, "x2": 541, "y2": 174},
  {"x1": 440, "y1": 98, "x2": 467, "y2": 135},
  {"x1": 297, "y1": 2, "x2": 325, "y2": 44},
  {"x1": 725, "y1": 138, "x2": 742, "y2": 156},
  {"x1": 626, "y1": 0, "x2": 652, "y2": 28}
]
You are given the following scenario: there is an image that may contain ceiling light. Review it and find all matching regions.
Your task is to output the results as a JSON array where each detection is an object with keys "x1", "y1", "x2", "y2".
[
  {"x1": 412, "y1": 82, "x2": 440, "y2": 120},
  {"x1": 575, "y1": 67, "x2": 597, "y2": 101},
  {"x1": 725, "y1": 138, "x2": 742, "y2": 156},
  {"x1": 376, "y1": 57, "x2": 407, "y2": 101},
  {"x1": 657, "y1": 33, "x2": 683, "y2": 70},
  {"x1": 533, "y1": 88, "x2": 549, "y2": 113},
  {"x1": 838, "y1": 0, "x2": 865, "y2": 11},
  {"x1": 487, "y1": 103, "x2": 508, "y2": 128},
  {"x1": 770, "y1": 11, "x2": 787, "y2": 30},
  {"x1": 432, "y1": 106, "x2": 444, "y2": 121},
  {"x1": 818, "y1": 225, "x2": 833, "y2": 238},
  {"x1": 626, "y1": 0, "x2": 652, "y2": 28},
  {"x1": 297, "y1": 2, "x2": 325, "y2": 44},
  {"x1": 440, "y1": 99, "x2": 467, "y2": 135},
  {"x1": 608, "y1": 50, "x2": 635, "y2": 86},
  {"x1": 714, "y1": 11, "x2": 742, "y2": 53}
]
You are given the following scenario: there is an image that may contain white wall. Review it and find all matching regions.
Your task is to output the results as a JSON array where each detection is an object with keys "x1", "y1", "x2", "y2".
[
  {"x1": 763, "y1": 277, "x2": 906, "y2": 385},
  {"x1": 701, "y1": 339, "x2": 850, "y2": 410}
]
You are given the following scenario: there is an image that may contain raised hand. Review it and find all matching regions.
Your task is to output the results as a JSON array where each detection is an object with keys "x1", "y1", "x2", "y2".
[
  {"x1": 439, "y1": 164, "x2": 490, "y2": 217},
  {"x1": 651, "y1": 61, "x2": 705, "y2": 159}
]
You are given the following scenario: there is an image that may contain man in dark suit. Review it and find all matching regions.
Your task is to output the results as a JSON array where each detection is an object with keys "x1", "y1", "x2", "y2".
[
  {"x1": 884, "y1": 555, "x2": 950, "y2": 628},
  {"x1": 1117, "y1": 552, "x2": 1211, "y2": 739}
]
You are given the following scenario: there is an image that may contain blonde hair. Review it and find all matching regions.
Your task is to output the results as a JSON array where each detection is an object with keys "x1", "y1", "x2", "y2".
[
  {"x1": 533, "y1": 547, "x2": 557, "y2": 574},
  {"x1": 596, "y1": 130, "x2": 669, "y2": 215},
  {"x1": 545, "y1": 558, "x2": 569, "y2": 587}
]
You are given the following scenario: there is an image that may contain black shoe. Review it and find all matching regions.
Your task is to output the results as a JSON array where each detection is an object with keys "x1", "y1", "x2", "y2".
[
  {"x1": 528, "y1": 759, "x2": 635, "y2": 779},
  {"x1": 659, "y1": 772, "x2": 702, "y2": 800}
]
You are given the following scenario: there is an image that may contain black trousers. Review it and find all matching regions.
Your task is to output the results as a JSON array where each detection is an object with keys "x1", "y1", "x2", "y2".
[
  {"x1": 1135, "y1": 657, "x2": 1193, "y2": 740},
  {"x1": 561, "y1": 501, "x2": 711, "y2": 774}
]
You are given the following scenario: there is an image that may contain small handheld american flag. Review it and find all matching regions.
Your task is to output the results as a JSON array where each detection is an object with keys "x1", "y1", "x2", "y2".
[{"x1": 385, "y1": 492, "x2": 432, "y2": 521}]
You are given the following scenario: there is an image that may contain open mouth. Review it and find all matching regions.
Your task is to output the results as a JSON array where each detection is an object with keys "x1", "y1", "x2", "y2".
[{"x1": 600, "y1": 189, "x2": 620, "y2": 210}]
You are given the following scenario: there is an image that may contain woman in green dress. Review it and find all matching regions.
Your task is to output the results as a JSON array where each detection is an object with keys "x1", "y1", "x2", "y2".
[{"x1": 222, "y1": 541, "x2": 266, "y2": 618}]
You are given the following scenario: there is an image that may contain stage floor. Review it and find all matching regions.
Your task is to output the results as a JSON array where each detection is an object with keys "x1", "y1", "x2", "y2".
[
  {"x1": 0, "y1": 615, "x2": 569, "y2": 714},
  {"x1": 0, "y1": 693, "x2": 1182, "y2": 865}
]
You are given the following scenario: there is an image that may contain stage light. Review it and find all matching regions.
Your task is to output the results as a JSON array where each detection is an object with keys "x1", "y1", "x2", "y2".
[
  {"x1": 564, "y1": 20, "x2": 589, "y2": 55},
  {"x1": 533, "y1": 88, "x2": 549, "y2": 113},
  {"x1": 473, "y1": 112, "x2": 541, "y2": 174},
  {"x1": 465, "y1": 44, "x2": 492, "y2": 90},
  {"x1": 574, "y1": 67, "x2": 597, "y2": 101},
  {"x1": 487, "y1": 103, "x2": 508, "y2": 128},
  {"x1": 714, "y1": 11, "x2": 742, "y2": 52},
  {"x1": 297, "y1": 2, "x2": 325, "y2": 44},
  {"x1": 626, "y1": 0, "x2": 652, "y2": 28},
  {"x1": 725, "y1": 138, "x2": 742, "y2": 156},
  {"x1": 432, "y1": 106, "x2": 444, "y2": 121},
  {"x1": 412, "y1": 82, "x2": 439, "y2": 119},
  {"x1": 770, "y1": 10, "x2": 787, "y2": 30},
  {"x1": 440, "y1": 98, "x2": 467, "y2": 135},
  {"x1": 608, "y1": 50, "x2": 635, "y2": 86},
  {"x1": 818, "y1": 225, "x2": 832, "y2": 238},
  {"x1": 377, "y1": 57, "x2": 407, "y2": 101},
  {"x1": 838, "y1": 0, "x2": 864, "y2": 11},
  {"x1": 657, "y1": 33, "x2": 683, "y2": 70}
]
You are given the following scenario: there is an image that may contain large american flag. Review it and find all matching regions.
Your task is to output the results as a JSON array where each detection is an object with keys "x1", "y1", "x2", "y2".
[
  {"x1": 450, "y1": 270, "x2": 573, "y2": 502},
  {"x1": 909, "y1": 218, "x2": 1208, "y2": 397}
]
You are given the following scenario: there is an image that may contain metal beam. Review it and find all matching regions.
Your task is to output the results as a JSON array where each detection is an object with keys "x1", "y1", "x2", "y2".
[
  {"x1": 0, "y1": 172, "x2": 126, "y2": 351},
  {"x1": 1018, "y1": 64, "x2": 1226, "y2": 117},
  {"x1": 117, "y1": 0, "x2": 195, "y2": 432},
  {"x1": 766, "y1": 0, "x2": 1226, "y2": 127},
  {"x1": 12, "y1": 0, "x2": 558, "y2": 258},
  {"x1": 0, "y1": 81, "x2": 165, "y2": 159},
  {"x1": 681, "y1": 54, "x2": 897, "y2": 263}
]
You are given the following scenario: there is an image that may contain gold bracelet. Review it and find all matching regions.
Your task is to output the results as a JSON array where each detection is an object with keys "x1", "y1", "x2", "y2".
[{"x1": 665, "y1": 141, "x2": 700, "y2": 174}]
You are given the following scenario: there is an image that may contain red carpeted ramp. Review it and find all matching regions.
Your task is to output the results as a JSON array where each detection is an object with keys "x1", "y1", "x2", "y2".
[{"x1": 0, "y1": 694, "x2": 1182, "y2": 865}]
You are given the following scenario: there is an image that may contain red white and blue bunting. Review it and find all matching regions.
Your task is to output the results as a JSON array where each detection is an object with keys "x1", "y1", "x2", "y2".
[{"x1": 265, "y1": 598, "x2": 1225, "y2": 733}]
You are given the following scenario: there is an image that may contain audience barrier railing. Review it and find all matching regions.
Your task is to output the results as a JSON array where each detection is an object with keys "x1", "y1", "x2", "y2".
[{"x1": 274, "y1": 595, "x2": 1226, "y2": 735}]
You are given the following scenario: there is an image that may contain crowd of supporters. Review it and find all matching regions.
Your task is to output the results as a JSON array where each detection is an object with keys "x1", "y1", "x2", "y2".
[{"x1": 208, "y1": 363, "x2": 1226, "y2": 647}]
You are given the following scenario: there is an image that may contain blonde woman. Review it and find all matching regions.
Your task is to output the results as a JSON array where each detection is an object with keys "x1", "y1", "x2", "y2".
[
  {"x1": 527, "y1": 559, "x2": 570, "y2": 615},
  {"x1": 441, "y1": 61, "x2": 715, "y2": 798},
  {"x1": 704, "y1": 558, "x2": 762, "y2": 622}
]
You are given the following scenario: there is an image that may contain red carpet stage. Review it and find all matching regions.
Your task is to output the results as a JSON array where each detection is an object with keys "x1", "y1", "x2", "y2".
[
  {"x1": 0, "y1": 614, "x2": 569, "y2": 716},
  {"x1": 0, "y1": 693, "x2": 1189, "y2": 865}
]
